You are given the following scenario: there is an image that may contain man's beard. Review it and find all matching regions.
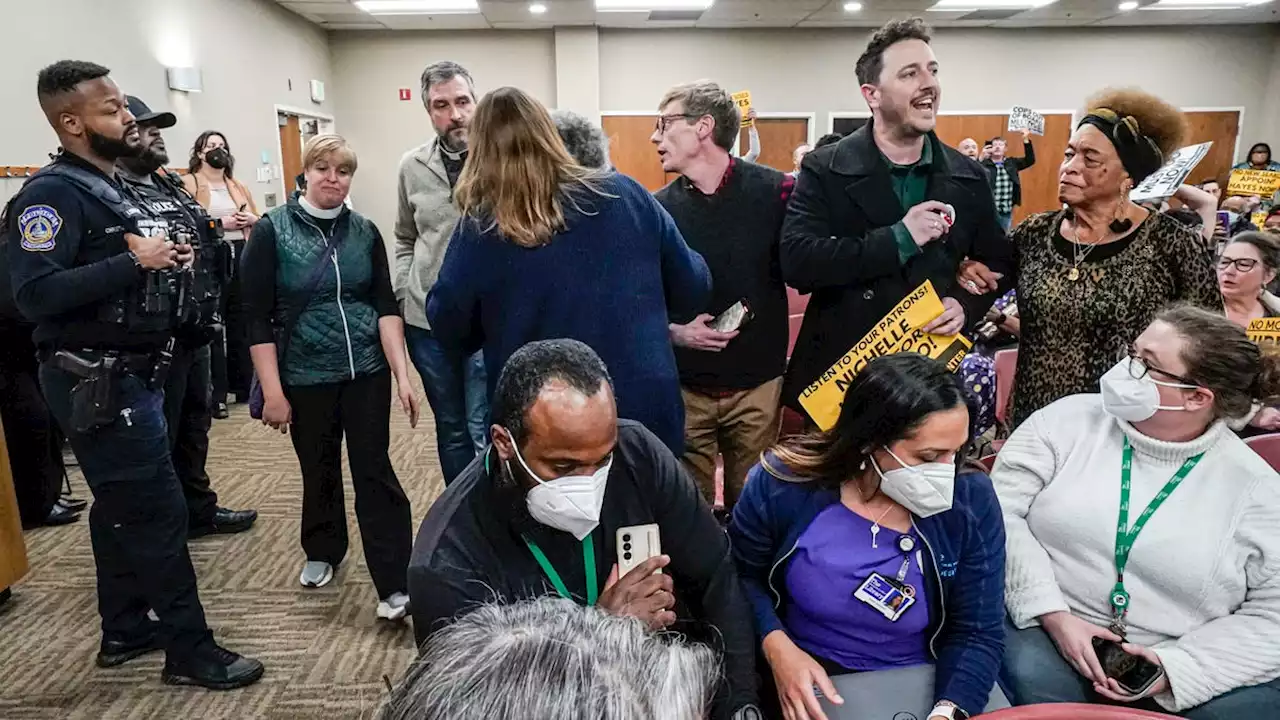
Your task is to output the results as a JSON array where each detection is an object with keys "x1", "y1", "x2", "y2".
[
  {"x1": 438, "y1": 123, "x2": 468, "y2": 152},
  {"x1": 87, "y1": 126, "x2": 139, "y2": 161}
]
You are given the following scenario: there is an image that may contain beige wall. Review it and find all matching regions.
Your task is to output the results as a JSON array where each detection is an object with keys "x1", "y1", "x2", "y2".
[
  {"x1": 328, "y1": 30, "x2": 557, "y2": 236},
  {"x1": 599, "y1": 25, "x2": 1280, "y2": 160},
  {"x1": 0, "y1": 0, "x2": 332, "y2": 209}
]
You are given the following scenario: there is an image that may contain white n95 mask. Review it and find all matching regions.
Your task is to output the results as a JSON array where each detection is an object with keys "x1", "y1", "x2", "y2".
[
  {"x1": 510, "y1": 441, "x2": 611, "y2": 541},
  {"x1": 1100, "y1": 357, "x2": 1195, "y2": 423},
  {"x1": 872, "y1": 447, "x2": 955, "y2": 518}
]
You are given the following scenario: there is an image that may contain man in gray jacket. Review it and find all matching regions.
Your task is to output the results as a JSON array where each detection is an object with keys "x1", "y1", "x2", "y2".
[{"x1": 394, "y1": 61, "x2": 487, "y2": 485}]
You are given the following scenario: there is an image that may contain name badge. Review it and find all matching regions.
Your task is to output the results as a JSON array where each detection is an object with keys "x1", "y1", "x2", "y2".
[{"x1": 854, "y1": 572, "x2": 916, "y2": 622}]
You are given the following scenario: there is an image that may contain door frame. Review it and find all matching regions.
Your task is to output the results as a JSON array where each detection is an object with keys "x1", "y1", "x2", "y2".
[
  {"x1": 273, "y1": 104, "x2": 337, "y2": 204},
  {"x1": 828, "y1": 110, "x2": 871, "y2": 135},
  {"x1": 748, "y1": 112, "x2": 817, "y2": 148},
  {"x1": 1180, "y1": 106, "x2": 1245, "y2": 165}
]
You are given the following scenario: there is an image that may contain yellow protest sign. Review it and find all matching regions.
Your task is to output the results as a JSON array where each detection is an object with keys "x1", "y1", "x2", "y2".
[
  {"x1": 731, "y1": 91, "x2": 753, "y2": 128},
  {"x1": 1247, "y1": 317, "x2": 1280, "y2": 347},
  {"x1": 799, "y1": 281, "x2": 973, "y2": 431},
  {"x1": 1227, "y1": 169, "x2": 1280, "y2": 198},
  {"x1": 1252, "y1": 211, "x2": 1269, "y2": 230}
]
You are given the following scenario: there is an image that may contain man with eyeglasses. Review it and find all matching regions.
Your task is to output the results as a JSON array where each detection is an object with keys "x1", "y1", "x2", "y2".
[{"x1": 649, "y1": 80, "x2": 794, "y2": 519}]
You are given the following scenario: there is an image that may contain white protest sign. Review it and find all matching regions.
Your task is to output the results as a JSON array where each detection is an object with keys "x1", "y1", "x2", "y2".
[
  {"x1": 1129, "y1": 141, "x2": 1213, "y2": 203},
  {"x1": 1007, "y1": 106, "x2": 1044, "y2": 136}
]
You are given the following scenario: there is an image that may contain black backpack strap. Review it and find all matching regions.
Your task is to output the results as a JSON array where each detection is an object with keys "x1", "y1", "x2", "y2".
[{"x1": 37, "y1": 163, "x2": 146, "y2": 232}]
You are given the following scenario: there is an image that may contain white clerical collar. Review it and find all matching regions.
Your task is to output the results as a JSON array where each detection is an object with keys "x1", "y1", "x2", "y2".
[{"x1": 299, "y1": 195, "x2": 343, "y2": 219}]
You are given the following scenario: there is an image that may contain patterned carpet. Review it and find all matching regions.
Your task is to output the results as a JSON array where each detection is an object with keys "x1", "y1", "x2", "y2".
[{"x1": 0, "y1": 388, "x2": 445, "y2": 719}]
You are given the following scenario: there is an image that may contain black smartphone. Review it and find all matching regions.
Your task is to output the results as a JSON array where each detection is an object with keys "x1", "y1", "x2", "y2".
[
  {"x1": 1092, "y1": 637, "x2": 1164, "y2": 696},
  {"x1": 711, "y1": 300, "x2": 752, "y2": 333}
]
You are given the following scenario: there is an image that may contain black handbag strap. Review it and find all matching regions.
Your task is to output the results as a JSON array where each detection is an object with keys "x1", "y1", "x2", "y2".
[{"x1": 276, "y1": 214, "x2": 349, "y2": 360}]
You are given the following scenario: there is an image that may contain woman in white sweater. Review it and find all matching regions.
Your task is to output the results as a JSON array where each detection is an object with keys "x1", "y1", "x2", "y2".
[{"x1": 993, "y1": 304, "x2": 1280, "y2": 717}]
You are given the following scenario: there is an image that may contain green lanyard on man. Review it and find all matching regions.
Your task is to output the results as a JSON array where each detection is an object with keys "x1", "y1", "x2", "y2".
[{"x1": 1108, "y1": 437, "x2": 1204, "y2": 637}]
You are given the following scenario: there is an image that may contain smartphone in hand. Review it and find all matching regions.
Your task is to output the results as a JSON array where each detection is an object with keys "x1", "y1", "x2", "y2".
[
  {"x1": 1092, "y1": 637, "x2": 1164, "y2": 696},
  {"x1": 711, "y1": 300, "x2": 752, "y2": 333},
  {"x1": 617, "y1": 524, "x2": 662, "y2": 577}
]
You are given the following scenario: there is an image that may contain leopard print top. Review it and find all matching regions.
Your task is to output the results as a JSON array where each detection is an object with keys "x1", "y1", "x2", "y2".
[{"x1": 1010, "y1": 210, "x2": 1221, "y2": 428}]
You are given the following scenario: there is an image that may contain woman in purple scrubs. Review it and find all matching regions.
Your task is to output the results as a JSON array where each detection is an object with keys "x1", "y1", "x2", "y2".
[{"x1": 729, "y1": 353, "x2": 1006, "y2": 720}]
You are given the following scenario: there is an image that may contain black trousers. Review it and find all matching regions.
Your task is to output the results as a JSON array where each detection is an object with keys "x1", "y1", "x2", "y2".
[
  {"x1": 162, "y1": 342, "x2": 220, "y2": 525},
  {"x1": 0, "y1": 323, "x2": 64, "y2": 528},
  {"x1": 284, "y1": 370, "x2": 411, "y2": 599},
  {"x1": 40, "y1": 362, "x2": 211, "y2": 657},
  {"x1": 214, "y1": 239, "x2": 251, "y2": 404}
]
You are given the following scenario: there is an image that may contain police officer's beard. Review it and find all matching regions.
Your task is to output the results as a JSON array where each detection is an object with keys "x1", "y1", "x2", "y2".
[{"x1": 86, "y1": 126, "x2": 139, "y2": 162}]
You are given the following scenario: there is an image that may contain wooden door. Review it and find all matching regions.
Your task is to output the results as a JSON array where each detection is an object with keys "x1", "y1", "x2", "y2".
[
  {"x1": 740, "y1": 118, "x2": 810, "y2": 173},
  {"x1": 279, "y1": 115, "x2": 303, "y2": 197},
  {"x1": 1181, "y1": 111, "x2": 1240, "y2": 188},
  {"x1": 0, "y1": 418, "x2": 30, "y2": 593},
  {"x1": 934, "y1": 113, "x2": 1072, "y2": 224},
  {"x1": 602, "y1": 115, "x2": 674, "y2": 191}
]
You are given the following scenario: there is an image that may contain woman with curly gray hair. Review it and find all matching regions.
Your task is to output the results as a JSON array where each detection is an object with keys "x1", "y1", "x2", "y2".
[
  {"x1": 551, "y1": 109, "x2": 611, "y2": 169},
  {"x1": 380, "y1": 597, "x2": 719, "y2": 720}
]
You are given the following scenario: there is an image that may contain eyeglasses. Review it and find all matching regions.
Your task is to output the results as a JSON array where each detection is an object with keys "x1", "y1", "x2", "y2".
[
  {"x1": 1217, "y1": 257, "x2": 1260, "y2": 273},
  {"x1": 1126, "y1": 353, "x2": 1197, "y2": 388},
  {"x1": 654, "y1": 113, "x2": 701, "y2": 135}
]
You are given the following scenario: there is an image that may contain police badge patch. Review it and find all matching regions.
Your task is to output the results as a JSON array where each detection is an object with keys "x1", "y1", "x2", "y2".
[{"x1": 18, "y1": 205, "x2": 62, "y2": 252}]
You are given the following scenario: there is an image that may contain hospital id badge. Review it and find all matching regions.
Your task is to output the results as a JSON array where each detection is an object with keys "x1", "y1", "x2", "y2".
[{"x1": 854, "y1": 572, "x2": 916, "y2": 622}]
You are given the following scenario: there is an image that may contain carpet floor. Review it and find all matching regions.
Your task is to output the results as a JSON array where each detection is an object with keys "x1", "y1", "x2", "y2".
[{"x1": 0, "y1": 391, "x2": 445, "y2": 719}]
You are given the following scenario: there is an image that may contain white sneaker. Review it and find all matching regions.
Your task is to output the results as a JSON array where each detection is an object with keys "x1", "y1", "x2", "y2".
[
  {"x1": 299, "y1": 561, "x2": 334, "y2": 588},
  {"x1": 376, "y1": 592, "x2": 411, "y2": 621}
]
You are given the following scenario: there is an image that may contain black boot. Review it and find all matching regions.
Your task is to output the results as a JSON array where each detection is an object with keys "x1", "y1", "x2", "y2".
[
  {"x1": 162, "y1": 644, "x2": 265, "y2": 690},
  {"x1": 97, "y1": 620, "x2": 163, "y2": 668},
  {"x1": 188, "y1": 507, "x2": 258, "y2": 539}
]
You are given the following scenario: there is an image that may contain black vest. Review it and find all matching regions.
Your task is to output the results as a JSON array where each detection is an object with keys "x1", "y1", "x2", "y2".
[{"x1": 655, "y1": 160, "x2": 790, "y2": 390}]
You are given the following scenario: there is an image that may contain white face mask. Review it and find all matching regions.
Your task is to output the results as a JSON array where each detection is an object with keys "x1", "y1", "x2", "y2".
[
  {"x1": 1100, "y1": 357, "x2": 1195, "y2": 423},
  {"x1": 871, "y1": 447, "x2": 955, "y2": 518},
  {"x1": 509, "y1": 440, "x2": 612, "y2": 541}
]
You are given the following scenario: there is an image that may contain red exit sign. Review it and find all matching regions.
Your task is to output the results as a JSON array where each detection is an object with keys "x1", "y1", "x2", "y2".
[{"x1": 398, "y1": 88, "x2": 412, "y2": 101}]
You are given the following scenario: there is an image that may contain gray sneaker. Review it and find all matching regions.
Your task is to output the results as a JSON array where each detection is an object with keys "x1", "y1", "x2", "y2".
[
  {"x1": 376, "y1": 592, "x2": 411, "y2": 621},
  {"x1": 299, "y1": 561, "x2": 334, "y2": 588}
]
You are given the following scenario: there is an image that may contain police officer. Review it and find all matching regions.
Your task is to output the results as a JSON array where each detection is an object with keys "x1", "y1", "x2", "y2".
[
  {"x1": 116, "y1": 96, "x2": 258, "y2": 539},
  {"x1": 5, "y1": 60, "x2": 263, "y2": 688}
]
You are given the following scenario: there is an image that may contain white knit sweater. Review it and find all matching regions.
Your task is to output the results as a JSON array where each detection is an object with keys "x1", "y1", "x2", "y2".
[{"x1": 993, "y1": 394, "x2": 1280, "y2": 712}]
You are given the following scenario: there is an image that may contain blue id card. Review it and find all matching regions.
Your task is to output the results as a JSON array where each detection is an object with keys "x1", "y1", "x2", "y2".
[{"x1": 854, "y1": 572, "x2": 916, "y2": 621}]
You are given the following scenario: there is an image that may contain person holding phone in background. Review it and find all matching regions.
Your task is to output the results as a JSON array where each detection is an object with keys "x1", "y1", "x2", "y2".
[
  {"x1": 651, "y1": 79, "x2": 793, "y2": 514},
  {"x1": 183, "y1": 131, "x2": 259, "y2": 418},
  {"x1": 994, "y1": 305, "x2": 1280, "y2": 717},
  {"x1": 406, "y1": 340, "x2": 762, "y2": 720}
]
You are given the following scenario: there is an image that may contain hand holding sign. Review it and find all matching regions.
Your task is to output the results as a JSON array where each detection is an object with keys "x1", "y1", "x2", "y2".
[
  {"x1": 1130, "y1": 142, "x2": 1212, "y2": 203},
  {"x1": 1007, "y1": 106, "x2": 1045, "y2": 136},
  {"x1": 732, "y1": 91, "x2": 753, "y2": 128}
]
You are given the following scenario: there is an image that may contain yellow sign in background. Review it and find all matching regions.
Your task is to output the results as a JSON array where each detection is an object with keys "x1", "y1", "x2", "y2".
[
  {"x1": 799, "y1": 281, "x2": 973, "y2": 431},
  {"x1": 732, "y1": 90, "x2": 753, "y2": 128},
  {"x1": 1247, "y1": 317, "x2": 1280, "y2": 347},
  {"x1": 1227, "y1": 169, "x2": 1280, "y2": 199}
]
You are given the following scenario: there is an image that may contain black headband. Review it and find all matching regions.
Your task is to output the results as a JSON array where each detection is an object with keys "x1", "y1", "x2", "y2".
[{"x1": 1078, "y1": 108, "x2": 1165, "y2": 183}]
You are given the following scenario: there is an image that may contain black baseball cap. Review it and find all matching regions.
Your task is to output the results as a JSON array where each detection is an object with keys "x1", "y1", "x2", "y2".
[{"x1": 125, "y1": 95, "x2": 176, "y2": 129}]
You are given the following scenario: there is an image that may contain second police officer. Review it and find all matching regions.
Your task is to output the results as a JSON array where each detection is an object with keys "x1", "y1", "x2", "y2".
[
  {"x1": 116, "y1": 95, "x2": 259, "y2": 539},
  {"x1": 5, "y1": 60, "x2": 263, "y2": 689}
]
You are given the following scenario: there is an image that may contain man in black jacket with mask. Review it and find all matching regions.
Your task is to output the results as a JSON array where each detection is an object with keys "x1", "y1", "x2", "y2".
[
  {"x1": 117, "y1": 96, "x2": 257, "y2": 539},
  {"x1": 408, "y1": 339, "x2": 761, "y2": 720}
]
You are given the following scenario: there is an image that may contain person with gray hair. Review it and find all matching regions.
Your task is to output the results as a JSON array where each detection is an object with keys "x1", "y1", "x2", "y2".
[
  {"x1": 381, "y1": 597, "x2": 719, "y2": 720},
  {"x1": 394, "y1": 60, "x2": 489, "y2": 486},
  {"x1": 407, "y1": 339, "x2": 761, "y2": 720},
  {"x1": 551, "y1": 109, "x2": 611, "y2": 169}
]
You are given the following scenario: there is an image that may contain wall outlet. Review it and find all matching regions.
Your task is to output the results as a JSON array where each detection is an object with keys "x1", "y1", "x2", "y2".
[{"x1": 265, "y1": 193, "x2": 278, "y2": 208}]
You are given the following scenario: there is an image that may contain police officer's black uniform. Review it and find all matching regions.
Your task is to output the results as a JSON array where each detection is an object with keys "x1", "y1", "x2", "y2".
[
  {"x1": 116, "y1": 97, "x2": 257, "y2": 537},
  {"x1": 5, "y1": 143, "x2": 262, "y2": 686}
]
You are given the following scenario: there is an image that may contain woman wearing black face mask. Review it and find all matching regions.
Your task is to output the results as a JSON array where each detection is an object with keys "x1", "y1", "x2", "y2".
[{"x1": 184, "y1": 131, "x2": 260, "y2": 416}]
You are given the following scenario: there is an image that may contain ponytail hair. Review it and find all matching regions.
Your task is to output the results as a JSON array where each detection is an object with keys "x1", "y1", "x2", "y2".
[{"x1": 1157, "y1": 304, "x2": 1280, "y2": 418}]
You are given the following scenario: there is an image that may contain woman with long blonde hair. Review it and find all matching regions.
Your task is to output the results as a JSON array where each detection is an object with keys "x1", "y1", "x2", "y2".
[{"x1": 428, "y1": 87, "x2": 710, "y2": 455}]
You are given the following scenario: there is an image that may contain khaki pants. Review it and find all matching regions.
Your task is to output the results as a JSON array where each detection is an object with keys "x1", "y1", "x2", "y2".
[{"x1": 681, "y1": 377, "x2": 783, "y2": 510}]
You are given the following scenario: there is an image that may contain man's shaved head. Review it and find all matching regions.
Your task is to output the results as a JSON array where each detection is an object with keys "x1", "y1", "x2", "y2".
[{"x1": 35, "y1": 60, "x2": 139, "y2": 163}]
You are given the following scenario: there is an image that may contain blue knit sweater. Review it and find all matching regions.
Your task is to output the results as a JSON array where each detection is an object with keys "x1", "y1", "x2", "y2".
[{"x1": 426, "y1": 172, "x2": 711, "y2": 454}]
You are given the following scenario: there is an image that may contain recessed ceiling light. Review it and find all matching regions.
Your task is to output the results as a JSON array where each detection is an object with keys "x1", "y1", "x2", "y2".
[
  {"x1": 1145, "y1": 0, "x2": 1267, "y2": 6},
  {"x1": 843, "y1": 1, "x2": 863, "y2": 10},
  {"x1": 1118, "y1": 0, "x2": 1139, "y2": 9},
  {"x1": 928, "y1": 0, "x2": 1057, "y2": 9},
  {"x1": 355, "y1": 0, "x2": 479, "y2": 14},
  {"x1": 595, "y1": 0, "x2": 714, "y2": 11},
  {"x1": 529, "y1": 2, "x2": 548, "y2": 13}
]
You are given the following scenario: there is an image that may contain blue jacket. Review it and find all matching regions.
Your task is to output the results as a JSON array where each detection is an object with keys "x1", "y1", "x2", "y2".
[{"x1": 728, "y1": 453, "x2": 1006, "y2": 716}]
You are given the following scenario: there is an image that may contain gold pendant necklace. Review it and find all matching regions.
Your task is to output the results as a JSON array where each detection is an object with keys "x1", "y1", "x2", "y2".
[{"x1": 1066, "y1": 220, "x2": 1106, "y2": 282}]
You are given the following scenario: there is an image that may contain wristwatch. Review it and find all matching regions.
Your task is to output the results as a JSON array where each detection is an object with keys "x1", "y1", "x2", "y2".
[
  {"x1": 126, "y1": 250, "x2": 143, "y2": 270},
  {"x1": 929, "y1": 700, "x2": 970, "y2": 720}
]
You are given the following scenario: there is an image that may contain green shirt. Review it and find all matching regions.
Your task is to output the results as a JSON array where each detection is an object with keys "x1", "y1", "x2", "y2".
[{"x1": 885, "y1": 140, "x2": 933, "y2": 264}]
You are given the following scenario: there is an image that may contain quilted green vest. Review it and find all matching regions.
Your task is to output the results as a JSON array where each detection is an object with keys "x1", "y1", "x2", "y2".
[{"x1": 271, "y1": 200, "x2": 387, "y2": 386}]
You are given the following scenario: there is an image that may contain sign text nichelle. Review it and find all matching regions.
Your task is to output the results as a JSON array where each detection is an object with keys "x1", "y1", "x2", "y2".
[{"x1": 800, "y1": 281, "x2": 972, "y2": 431}]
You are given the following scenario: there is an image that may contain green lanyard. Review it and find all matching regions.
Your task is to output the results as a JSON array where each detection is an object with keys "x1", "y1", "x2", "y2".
[
  {"x1": 1109, "y1": 437, "x2": 1203, "y2": 634},
  {"x1": 522, "y1": 533, "x2": 598, "y2": 606}
]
